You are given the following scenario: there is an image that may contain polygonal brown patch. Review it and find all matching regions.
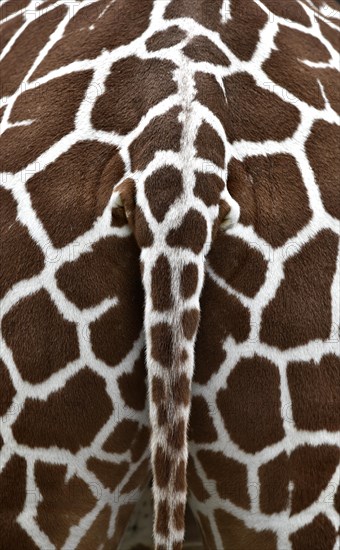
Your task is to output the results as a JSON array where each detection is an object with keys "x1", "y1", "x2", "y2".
[
  {"x1": 214, "y1": 509, "x2": 277, "y2": 549},
  {"x1": 0, "y1": 15, "x2": 24, "y2": 57},
  {"x1": 260, "y1": 0, "x2": 311, "y2": 25},
  {"x1": 264, "y1": 25, "x2": 331, "y2": 110},
  {"x1": 259, "y1": 452, "x2": 289, "y2": 514},
  {"x1": 195, "y1": 72, "x2": 228, "y2": 130},
  {"x1": 146, "y1": 26, "x2": 186, "y2": 51},
  {"x1": 28, "y1": 142, "x2": 122, "y2": 248},
  {"x1": 0, "y1": 0, "x2": 30, "y2": 21},
  {"x1": 57, "y1": 235, "x2": 138, "y2": 309},
  {"x1": 290, "y1": 445, "x2": 339, "y2": 515},
  {"x1": 188, "y1": 395, "x2": 217, "y2": 443},
  {"x1": 145, "y1": 166, "x2": 183, "y2": 223},
  {"x1": 165, "y1": 0, "x2": 267, "y2": 61},
  {"x1": 92, "y1": 57, "x2": 177, "y2": 134},
  {"x1": 183, "y1": 35, "x2": 230, "y2": 66},
  {"x1": 217, "y1": 356, "x2": 284, "y2": 453},
  {"x1": 194, "y1": 275, "x2": 250, "y2": 384},
  {"x1": 223, "y1": 73, "x2": 300, "y2": 143},
  {"x1": 154, "y1": 445, "x2": 173, "y2": 489},
  {"x1": 181, "y1": 308, "x2": 200, "y2": 340},
  {"x1": 290, "y1": 514, "x2": 336, "y2": 550},
  {"x1": 306, "y1": 121, "x2": 340, "y2": 219},
  {"x1": 0, "y1": 454, "x2": 37, "y2": 549},
  {"x1": 187, "y1": 456, "x2": 209, "y2": 502},
  {"x1": 242, "y1": 154, "x2": 312, "y2": 247},
  {"x1": 90, "y1": 251, "x2": 144, "y2": 367},
  {"x1": 77, "y1": 505, "x2": 111, "y2": 549},
  {"x1": 2, "y1": 289, "x2": 79, "y2": 384},
  {"x1": 261, "y1": 230, "x2": 338, "y2": 349},
  {"x1": 0, "y1": 71, "x2": 92, "y2": 172},
  {"x1": 166, "y1": 209, "x2": 207, "y2": 254},
  {"x1": 35, "y1": 462, "x2": 96, "y2": 547},
  {"x1": 287, "y1": 354, "x2": 340, "y2": 431},
  {"x1": 108, "y1": 503, "x2": 134, "y2": 549},
  {"x1": 129, "y1": 106, "x2": 182, "y2": 172},
  {"x1": 156, "y1": 499, "x2": 170, "y2": 537},
  {"x1": 13, "y1": 368, "x2": 112, "y2": 451},
  {"x1": 118, "y1": 354, "x2": 147, "y2": 411},
  {"x1": 194, "y1": 122, "x2": 225, "y2": 169},
  {"x1": 208, "y1": 233, "x2": 267, "y2": 298},
  {"x1": 131, "y1": 426, "x2": 150, "y2": 463},
  {"x1": 194, "y1": 172, "x2": 224, "y2": 207},
  {"x1": 121, "y1": 459, "x2": 149, "y2": 494},
  {"x1": 198, "y1": 450, "x2": 250, "y2": 509},
  {"x1": 87, "y1": 457, "x2": 129, "y2": 491},
  {"x1": 102, "y1": 419, "x2": 139, "y2": 454},
  {"x1": 0, "y1": 188, "x2": 44, "y2": 299},
  {"x1": 151, "y1": 323, "x2": 173, "y2": 368},
  {"x1": 180, "y1": 263, "x2": 198, "y2": 299},
  {"x1": 0, "y1": 359, "x2": 15, "y2": 417}
]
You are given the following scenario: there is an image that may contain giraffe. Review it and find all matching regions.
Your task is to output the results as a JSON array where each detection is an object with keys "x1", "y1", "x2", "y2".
[{"x1": 0, "y1": 0, "x2": 339, "y2": 549}]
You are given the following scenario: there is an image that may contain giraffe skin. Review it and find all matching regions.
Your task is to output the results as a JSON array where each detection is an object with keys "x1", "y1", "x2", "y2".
[{"x1": 0, "y1": 0, "x2": 339, "y2": 549}]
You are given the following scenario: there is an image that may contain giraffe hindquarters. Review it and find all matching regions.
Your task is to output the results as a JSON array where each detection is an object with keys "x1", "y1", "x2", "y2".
[
  {"x1": 0, "y1": 206, "x2": 152, "y2": 549},
  {"x1": 186, "y1": 224, "x2": 340, "y2": 550}
]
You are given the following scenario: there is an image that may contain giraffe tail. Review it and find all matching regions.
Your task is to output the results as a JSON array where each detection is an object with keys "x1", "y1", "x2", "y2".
[
  {"x1": 114, "y1": 176, "x2": 238, "y2": 549},
  {"x1": 141, "y1": 235, "x2": 205, "y2": 550}
]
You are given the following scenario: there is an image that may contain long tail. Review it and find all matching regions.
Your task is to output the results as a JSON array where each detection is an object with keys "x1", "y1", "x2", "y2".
[
  {"x1": 115, "y1": 172, "x2": 236, "y2": 549},
  {"x1": 142, "y1": 226, "x2": 206, "y2": 549}
]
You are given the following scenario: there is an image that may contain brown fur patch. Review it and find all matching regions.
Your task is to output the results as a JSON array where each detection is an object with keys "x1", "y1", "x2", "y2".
[
  {"x1": 183, "y1": 35, "x2": 230, "y2": 66},
  {"x1": 13, "y1": 368, "x2": 113, "y2": 451},
  {"x1": 208, "y1": 233, "x2": 267, "y2": 298},
  {"x1": 214, "y1": 509, "x2": 277, "y2": 550},
  {"x1": 166, "y1": 209, "x2": 207, "y2": 253},
  {"x1": 129, "y1": 106, "x2": 182, "y2": 172},
  {"x1": 102, "y1": 419, "x2": 139, "y2": 454},
  {"x1": 27, "y1": 142, "x2": 122, "y2": 248},
  {"x1": 259, "y1": 453, "x2": 289, "y2": 514},
  {"x1": 287, "y1": 354, "x2": 340, "y2": 431},
  {"x1": 118, "y1": 355, "x2": 147, "y2": 411},
  {"x1": 195, "y1": 275, "x2": 250, "y2": 384},
  {"x1": 194, "y1": 173, "x2": 224, "y2": 207},
  {"x1": 181, "y1": 308, "x2": 200, "y2": 340},
  {"x1": 145, "y1": 167, "x2": 183, "y2": 223},
  {"x1": 306, "y1": 121, "x2": 340, "y2": 219},
  {"x1": 2, "y1": 289, "x2": 79, "y2": 383},
  {"x1": 261, "y1": 230, "x2": 338, "y2": 349},
  {"x1": 0, "y1": 70, "x2": 92, "y2": 172},
  {"x1": 217, "y1": 356, "x2": 284, "y2": 453},
  {"x1": 187, "y1": 457, "x2": 209, "y2": 502},
  {"x1": 92, "y1": 57, "x2": 177, "y2": 134},
  {"x1": 198, "y1": 450, "x2": 250, "y2": 509},
  {"x1": 188, "y1": 395, "x2": 218, "y2": 443},
  {"x1": 35, "y1": 462, "x2": 96, "y2": 547},
  {"x1": 87, "y1": 457, "x2": 129, "y2": 491},
  {"x1": 194, "y1": 122, "x2": 225, "y2": 169},
  {"x1": 121, "y1": 459, "x2": 150, "y2": 494},
  {"x1": 223, "y1": 72, "x2": 300, "y2": 142},
  {"x1": 146, "y1": 26, "x2": 186, "y2": 51},
  {"x1": 290, "y1": 514, "x2": 336, "y2": 549},
  {"x1": 180, "y1": 263, "x2": 198, "y2": 299},
  {"x1": 0, "y1": 188, "x2": 44, "y2": 299},
  {"x1": 151, "y1": 323, "x2": 173, "y2": 368},
  {"x1": 0, "y1": 455, "x2": 37, "y2": 549}
]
